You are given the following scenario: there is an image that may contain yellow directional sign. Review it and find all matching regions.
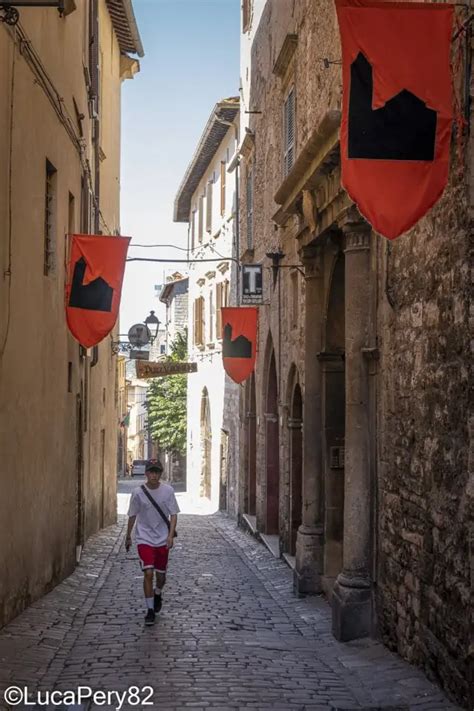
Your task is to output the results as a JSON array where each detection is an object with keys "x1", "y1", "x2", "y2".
[{"x1": 136, "y1": 360, "x2": 198, "y2": 379}]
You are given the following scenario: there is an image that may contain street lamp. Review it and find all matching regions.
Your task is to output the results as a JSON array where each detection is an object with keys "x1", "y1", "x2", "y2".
[{"x1": 144, "y1": 310, "x2": 160, "y2": 343}]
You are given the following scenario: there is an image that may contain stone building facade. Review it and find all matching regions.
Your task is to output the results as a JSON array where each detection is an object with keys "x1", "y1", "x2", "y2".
[
  {"x1": 174, "y1": 99, "x2": 241, "y2": 513},
  {"x1": 0, "y1": 2, "x2": 143, "y2": 627},
  {"x1": 236, "y1": 1, "x2": 471, "y2": 707},
  {"x1": 158, "y1": 272, "x2": 189, "y2": 353}
]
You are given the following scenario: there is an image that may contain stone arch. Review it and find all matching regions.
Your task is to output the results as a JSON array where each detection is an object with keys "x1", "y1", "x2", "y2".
[
  {"x1": 322, "y1": 251, "x2": 346, "y2": 586},
  {"x1": 286, "y1": 365, "x2": 303, "y2": 556},
  {"x1": 263, "y1": 336, "x2": 279, "y2": 535},
  {"x1": 244, "y1": 372, "x2": 257, "y2": 516},
  {"x1": 200, "y1": 387, "x2": 212, "y2": 499}
]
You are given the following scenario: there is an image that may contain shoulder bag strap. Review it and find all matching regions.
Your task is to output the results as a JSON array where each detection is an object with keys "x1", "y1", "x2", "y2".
[{"x1": 140, "y1": 485, "x2": 170, "y2": 531}]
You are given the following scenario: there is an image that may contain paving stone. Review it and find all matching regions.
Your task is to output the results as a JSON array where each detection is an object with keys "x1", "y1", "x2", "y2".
[{"x1": 0, "y1": 510, "x2": 463, "y2": 710}]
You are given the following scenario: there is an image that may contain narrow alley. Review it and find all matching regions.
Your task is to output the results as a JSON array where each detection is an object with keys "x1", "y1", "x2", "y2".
[{"x1": 0, "y1": 481, "x2": 458, "y2": 711}]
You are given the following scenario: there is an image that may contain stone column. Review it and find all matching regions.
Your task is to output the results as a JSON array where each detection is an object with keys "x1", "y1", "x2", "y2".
[
  {"x1": 294, "y1": 245, "x2": 325, "y2": 594},
  {"x1": 332, "y1": 223, "x2": 373, "y2": 640}
]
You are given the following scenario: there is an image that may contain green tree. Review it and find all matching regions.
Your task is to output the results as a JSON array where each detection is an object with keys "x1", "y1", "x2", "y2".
[{"x1": 146, "y1": 330, "x2": 188, "y2": 456}]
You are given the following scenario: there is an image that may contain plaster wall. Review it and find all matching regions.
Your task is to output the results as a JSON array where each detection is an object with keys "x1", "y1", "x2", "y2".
[
  {"x1": 186, "y1": 120, "x2": 240, "y2": 511},
  {"x1": 0, "y1": 2, "x2": 133, "y2": 627}
]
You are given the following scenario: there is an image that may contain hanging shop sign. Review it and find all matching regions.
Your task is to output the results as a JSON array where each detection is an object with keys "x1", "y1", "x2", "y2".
[
  {"x1": 130, "y1": 350, "x2": 150, "y2": 361},
  {"x1": 65, "y1": 234, "x2": 130, "y2": 348},
  {"x1": 136, "y1": 360, "x2": 198, "y2": 379},
  {"x1": 242, "y1": 264, "x2": 263, "y2": 305},
  {"x1": 221, "y1": 307, "x2": 258, "y2": 384},
  {"x1": 335, "y1": 0, "x2": 454, "y2": 239}
]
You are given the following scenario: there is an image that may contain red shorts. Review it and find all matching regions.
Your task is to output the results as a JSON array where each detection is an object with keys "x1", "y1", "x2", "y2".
[{"x1": 137, "y1": 544, "x2": 169, "y2": 573}]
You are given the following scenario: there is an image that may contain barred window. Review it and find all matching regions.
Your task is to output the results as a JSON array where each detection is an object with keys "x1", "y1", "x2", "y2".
[
  {"x1": 283, "y1": 87, "x2": 296, "y2": 176},
  {"x1": 44, "y1": 159, "x2": 57, "y2": 275}
]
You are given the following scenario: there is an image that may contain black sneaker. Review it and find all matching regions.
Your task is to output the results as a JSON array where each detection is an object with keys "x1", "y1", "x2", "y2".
[
  {"x1": 144, "y1": 609, "x2": 155, "y2": 626},
  {"x1": 154, "y1": 593, "x2": 162, "y2": 613}
]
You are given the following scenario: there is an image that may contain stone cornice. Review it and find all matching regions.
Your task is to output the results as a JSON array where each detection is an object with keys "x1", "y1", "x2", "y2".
[{"x1": 273, "y1": 34, "x2": 298, "y2": 78}]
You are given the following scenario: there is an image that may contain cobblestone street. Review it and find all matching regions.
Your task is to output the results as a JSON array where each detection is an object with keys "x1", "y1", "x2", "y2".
[{"x1": 0, "y1": 483, "x2": 460, "y2": 711}]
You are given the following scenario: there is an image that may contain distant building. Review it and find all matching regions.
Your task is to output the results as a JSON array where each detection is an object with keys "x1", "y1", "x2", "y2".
[
  {"x1": 127, "y1": 379, "x2": 149, "y2": 464},
  {"x1": 158, "y1": 273, "x2": 189, "y2": 352},
  {"x1": 174, "y1": 97, "x2": 240, "y2": 512}
]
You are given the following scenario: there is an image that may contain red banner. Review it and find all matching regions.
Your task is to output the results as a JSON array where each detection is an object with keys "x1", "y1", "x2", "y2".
[
  {"x1": 336, "y1": 0, "x2": 454, "y2": 239},
  {"x1": 65, "y1": 234, "x2": 130, "y2": 348},
  {"x1": 221, "y1": 307, "x2": 258, "y2": 384}
]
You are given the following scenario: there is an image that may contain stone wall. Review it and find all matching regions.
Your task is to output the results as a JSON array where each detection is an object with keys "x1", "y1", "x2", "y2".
[
  {"x1": 376, "y1": 127, "x2": 471, "y2": 709},
  {"x1": 240, "y1": 1, "x2": 471, "y2": 705}
]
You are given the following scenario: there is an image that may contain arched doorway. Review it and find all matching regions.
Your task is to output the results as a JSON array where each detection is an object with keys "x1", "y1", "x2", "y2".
[
  {"x1": 200, "y1": 388, "x2": 212, "y2": 499},
  {"x1": 288, "y1": 383, "x2": 303, "y2": 555},
  {"x1": 265, "y1": 352, "x2": 279, "y2": 534},
  {"x1": 245, "y1": 372, "x2": 257, "y2": 515},
  {"x1": 322, "y1": 254, "x2": 345, "y2": 583}
]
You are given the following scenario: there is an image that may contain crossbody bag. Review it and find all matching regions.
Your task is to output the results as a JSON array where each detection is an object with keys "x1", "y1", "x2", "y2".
[{"x1": 140, "y1": 485, "x2": 177, "y2": 537}]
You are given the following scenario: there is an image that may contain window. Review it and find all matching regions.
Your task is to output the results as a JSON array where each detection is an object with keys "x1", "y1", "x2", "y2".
[
  {"x1": 193, "y1": 296, "x2": 205, "y2": 346},
  {"x1": 44, "y1": 159, "x2": 57, "y2": 275},
  {"x1": 220, "y1": 161, "x2": 226, "y2": 216},
  {"x1": 206, "y1": 179, "x2": 213, "y2": 233},
  {"x1": 209, "y1": 289, "x2": 214, "y2": 343},
  {"x1": 284, "y1": 87, "x2": 296, "y2": 176},
  {"x1": 217, "y1": 279, "x2": 230, "y2": 339},
  {"x1": 191, "y1": 209, "x2": 196, "y2": 250},
  {"x1": 66, "y1": 191, "x2": 75, "y2": 271},
  {"x1": 242, "y1": 0, "x2": 252, "y2": 32},
  {"x1": 246, "y1": 168, "x2": 254, "y2": 250},
  {"x1": 198, "y1": 195, "x2": 204, "y2": 243},
  {"x1": 160, "y1": 344, "x2": 166, "y2": 355}
]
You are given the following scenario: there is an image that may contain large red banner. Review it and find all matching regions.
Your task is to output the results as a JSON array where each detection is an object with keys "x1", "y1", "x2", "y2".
[
  {"x1": 221, "y1": 307, "x2": 258, "y2": 384},
  {"x1": 65, "y1": 234, "x2": 130, "y2": 348},
  {"x1": 336, "y1": 0, "x2": 454, "y2": 239}
]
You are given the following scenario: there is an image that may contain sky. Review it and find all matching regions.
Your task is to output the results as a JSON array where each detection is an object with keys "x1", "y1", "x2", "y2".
[{"x1": 119, "y1": 0, "x2": 240, "y2": 336}]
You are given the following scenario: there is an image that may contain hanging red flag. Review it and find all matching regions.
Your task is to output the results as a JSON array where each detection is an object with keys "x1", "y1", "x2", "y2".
[
  {"x1": 221, "y1": 307, "x2": 258, "y2": 384},
  {"x1": 336, "y1": 0, "x2": 454, "y2": 239},
  {"x1": 65, "y1": 234, "x2": 130, "y2": 348}
]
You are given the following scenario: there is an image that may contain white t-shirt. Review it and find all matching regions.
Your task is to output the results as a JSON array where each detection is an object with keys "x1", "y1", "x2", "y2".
[{"x1": 127, "y1": 483, "x2": 180, "y2": 547}]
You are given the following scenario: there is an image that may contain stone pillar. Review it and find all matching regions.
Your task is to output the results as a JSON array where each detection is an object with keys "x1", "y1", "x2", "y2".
[
  {"x1": 332, "y1": 223, "x2": 373, "y2": 641},
  {"x1": 294, "y1": 245, "x2": 325, "y2": 594}
]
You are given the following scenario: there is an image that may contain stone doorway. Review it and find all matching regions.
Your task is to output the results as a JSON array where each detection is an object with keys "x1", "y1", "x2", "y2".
[
  {"x1": 288, "y1": 383, "x2": 303, "y2": 555},
  {"x1": 245, "y1": 372, "x2": 257, "y2": 516},
  {"x1": 265, "y1": 352, "x2": 279, "y2": 535},
  {"x1": 200, "y1": 388, "x2": 212, "y2": 499},
  {"x1": 322, "y1": 254, "x2": 346, "y2": 590}
]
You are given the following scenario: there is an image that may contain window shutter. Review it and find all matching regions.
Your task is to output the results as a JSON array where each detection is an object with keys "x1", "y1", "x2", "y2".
[
  {"x1": 209, "y1": 289, "x2": 214, "y2": 342},
  {"x1": 216, "y1": 283, "x2": 222, "y2": 339},
  {"x1": 246, "y1": 169, "x2": 253, "y2": 250},
  {"x1": 284, "y1": 88, "x2": 295, "y2": 176},
  {"x1": 206, "y1": 179, "x2": 213, "y2": 233},
  {"x1": 200, "y1": 296, "x2": 205, "y2": 345},
  {"x1": 220, "y1": 161, "x2": 226, "y2": 215},
  {"x1": 198, "y1": 196, "x2": 204, "y2": 242},
  {"x1": 191, "y1": 209, "x2": 196, "y2": 250}
]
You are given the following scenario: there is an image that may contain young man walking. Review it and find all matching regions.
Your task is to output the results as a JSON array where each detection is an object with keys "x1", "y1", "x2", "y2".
[{"x1": 125, "y1": 459, "x2": 179, "y2": 626}]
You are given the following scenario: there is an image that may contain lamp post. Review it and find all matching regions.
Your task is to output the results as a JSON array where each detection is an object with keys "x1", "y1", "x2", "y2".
[{"x1": 144, "y1": 310, "x2": 160, "y2": 344}]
